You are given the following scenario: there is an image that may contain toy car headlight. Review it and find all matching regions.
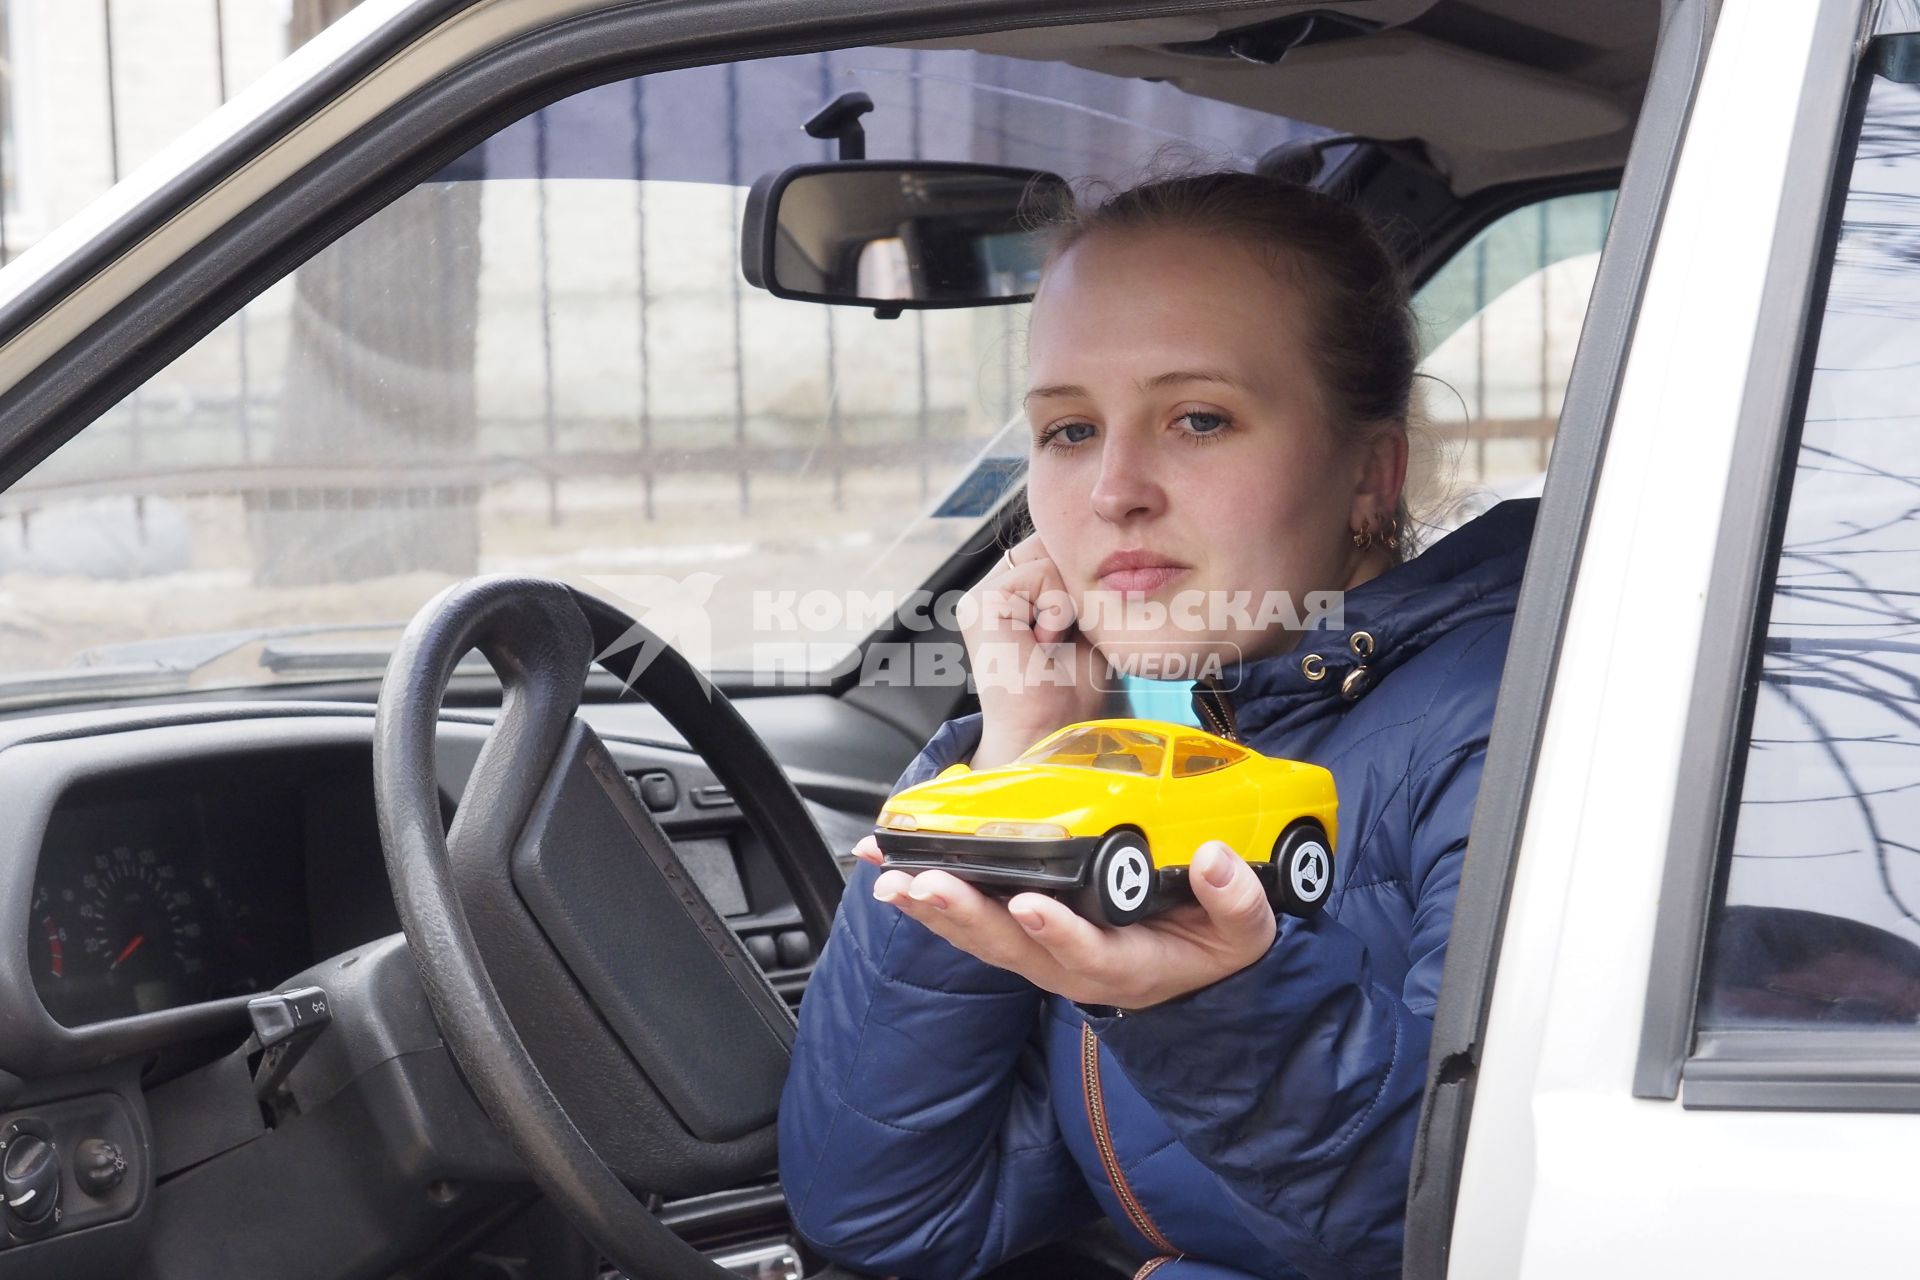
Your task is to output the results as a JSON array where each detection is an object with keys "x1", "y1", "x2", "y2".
[
  {"x1": 879, "y1": 810, "x2": 918, "y2": 831},
  {"x1": 974, "y1": 821, "x2": 1069, "y2": 840}
]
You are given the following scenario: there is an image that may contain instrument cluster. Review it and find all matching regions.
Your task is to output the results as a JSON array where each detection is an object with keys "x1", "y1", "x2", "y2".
[{"x1": 25, "y1": 751, "x2": 389, "y2": 1027}]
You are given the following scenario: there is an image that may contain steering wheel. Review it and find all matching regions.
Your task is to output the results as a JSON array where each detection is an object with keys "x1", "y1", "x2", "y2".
[{"x1": 372, "y1": 575, "x2": 847, "y2": 1278}]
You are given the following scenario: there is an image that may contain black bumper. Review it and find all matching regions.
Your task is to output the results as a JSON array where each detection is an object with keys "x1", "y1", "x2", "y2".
[{"x1": 873, "y1": 829, "x2": 1101, "y2": 891}]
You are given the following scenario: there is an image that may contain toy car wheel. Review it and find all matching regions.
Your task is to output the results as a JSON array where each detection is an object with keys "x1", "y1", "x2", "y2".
[
  {"x1": 1272, "y1": 821, "x2": 1334, "y2": 917},
  {"x1": 1088, "y1": 829, "x2": 1155, "y2": 925}
]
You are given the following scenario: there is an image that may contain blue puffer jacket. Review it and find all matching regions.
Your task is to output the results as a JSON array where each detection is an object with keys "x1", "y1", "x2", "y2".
[{"x1": 780, "y1": 499, "x2": 1536, "y2": 1280}]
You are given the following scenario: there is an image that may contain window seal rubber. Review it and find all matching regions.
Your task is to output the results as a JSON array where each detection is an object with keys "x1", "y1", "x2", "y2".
[{"x1": 1684, "y1": 1028, "x2": 1920, "y2": 1111}]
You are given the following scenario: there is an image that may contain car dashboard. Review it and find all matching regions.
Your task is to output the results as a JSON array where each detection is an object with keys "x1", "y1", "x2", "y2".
[{"x1": 0, "y1": 697, "x2": 893, "y2": 1277}]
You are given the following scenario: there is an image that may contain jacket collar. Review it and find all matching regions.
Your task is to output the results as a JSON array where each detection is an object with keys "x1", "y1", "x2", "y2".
[{"x1": 1194, "y1": 499, "x2": 1538, "y2": 742}]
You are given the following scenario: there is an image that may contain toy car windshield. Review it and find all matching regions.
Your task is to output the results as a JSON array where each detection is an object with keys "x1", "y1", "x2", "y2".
[{"x1": 1018, "y1": 726, "x2": 1169, "y2": 774}]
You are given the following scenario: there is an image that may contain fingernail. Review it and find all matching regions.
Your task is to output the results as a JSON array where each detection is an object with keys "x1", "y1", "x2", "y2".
[
  {"x1": 1011, "y1": 905, "x2": 1044, "y2": 932},
  {"x1": 1199, "y1": 842, "x2": 1236, "y2": 887},
  {"x1": 908, "y1": 883, "x2": 948, "y2": 910}
]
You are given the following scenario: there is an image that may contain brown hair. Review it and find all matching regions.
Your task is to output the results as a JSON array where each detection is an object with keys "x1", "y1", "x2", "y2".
[{"x1": 1014, "y1": 170, "x2": 1419, "y2": 561}]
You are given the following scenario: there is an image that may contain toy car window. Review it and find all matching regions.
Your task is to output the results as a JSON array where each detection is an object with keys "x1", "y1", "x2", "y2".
[
  {"x1": 1172, "y1": 740, "x2": 1245, "y2": 777},
  {"x1": 1023, "y1": 728, "x2": 1167, "y2": 774},
  {"x1": 1697, "y1": 35, "x2": 1920, "y2": 1031}
]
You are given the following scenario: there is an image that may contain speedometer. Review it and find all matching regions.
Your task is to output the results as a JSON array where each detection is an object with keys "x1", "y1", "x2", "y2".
[
  {"x1": 28, "y1": 752, "x2": 354, "y2": 1028},
  {"x1": 75, "y1": 845, "x2": 203, "y2": 1015}
]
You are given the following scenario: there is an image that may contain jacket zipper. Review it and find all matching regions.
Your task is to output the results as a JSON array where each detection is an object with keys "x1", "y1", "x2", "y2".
[
  {"x1": 1133, "y1": 1256, "x2": 1176, "y2": 1279},
  {"x1": 1194, "y1": 673, "x2": 1240, "y2": 742},
  {"x1": 1081, "y1": 1023, "x2": 1180, "y2": 1256}
]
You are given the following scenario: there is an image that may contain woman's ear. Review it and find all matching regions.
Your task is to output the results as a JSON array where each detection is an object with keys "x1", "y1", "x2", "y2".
[{"x1": 1348, "y1": 425, "x2": 1410, "y2": 527}]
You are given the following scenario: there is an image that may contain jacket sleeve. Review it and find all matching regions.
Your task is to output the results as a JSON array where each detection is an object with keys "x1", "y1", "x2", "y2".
[
  {"x1": 779, "y1": 713, "x2": 1101, "y2": 1279},
  {"x1": 1082, "y1": 625, "x2": 1504, "y2": 1279}
]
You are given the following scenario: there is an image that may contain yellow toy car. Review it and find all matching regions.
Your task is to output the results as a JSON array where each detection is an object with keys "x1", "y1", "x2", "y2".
[{"x1": 874, "y1": 718, "x2": 1337, "y2": 925}]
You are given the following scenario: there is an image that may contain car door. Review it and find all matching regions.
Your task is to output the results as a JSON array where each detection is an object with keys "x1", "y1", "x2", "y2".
[
  {"x1": 1421, "y1": 1, "x2": 1920, "y2": 1275},
  {"x1": 1161, "y1": 735, "x2": 1258, "y2": 862}
]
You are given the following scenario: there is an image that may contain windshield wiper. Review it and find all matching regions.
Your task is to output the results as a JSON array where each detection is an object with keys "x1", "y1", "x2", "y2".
[
  {"x1": 256, "y1": 640, "x2": 494, "y2": 677},
  {"x1": 70, "y1": 622, "x2": 411, "y2": 672},
  {"x1": 0, "y1": 623, "x2": 413, "y2": 709}
]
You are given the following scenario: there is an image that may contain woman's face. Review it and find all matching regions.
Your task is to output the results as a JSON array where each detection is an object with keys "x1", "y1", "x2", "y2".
[{"x1": 1023, "y1": 228, "x2": 1395, "y2": 674}]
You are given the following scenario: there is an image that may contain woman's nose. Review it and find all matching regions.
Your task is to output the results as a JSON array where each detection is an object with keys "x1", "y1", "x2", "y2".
[{"x1": 1088, "y1": 429, "x2": 1166, "y2": 524}]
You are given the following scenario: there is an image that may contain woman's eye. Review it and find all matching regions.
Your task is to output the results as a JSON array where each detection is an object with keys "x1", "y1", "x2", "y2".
[
  {"x1": 1178, "y1": 410, "x2": 1232, "y2": 437},
  {"x1": 1039, "y1": 421, "x2": 1097, "y2": 450}
]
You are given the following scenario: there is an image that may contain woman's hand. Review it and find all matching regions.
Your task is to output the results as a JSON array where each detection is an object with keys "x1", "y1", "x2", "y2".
[
  {"x1": 962, "y1": 532, "x2": 1112, "y2": 769},
  {"x1": 853, "y1": 836, "x2": 1278, "y2": 1009}
]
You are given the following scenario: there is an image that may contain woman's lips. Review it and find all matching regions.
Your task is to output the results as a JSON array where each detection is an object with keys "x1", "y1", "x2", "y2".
[
  {"x1": 1097, "y1": 565, "x2": 1189, "y2": 594},
  {"x1": 1095, "y1": 550, "x2": 1191, "y2": 595}
]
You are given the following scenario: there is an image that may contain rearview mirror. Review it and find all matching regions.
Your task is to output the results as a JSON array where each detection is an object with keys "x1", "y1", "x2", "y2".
[{"x1": 741, "y1": 162, "x2": 1070, "y2": 313}]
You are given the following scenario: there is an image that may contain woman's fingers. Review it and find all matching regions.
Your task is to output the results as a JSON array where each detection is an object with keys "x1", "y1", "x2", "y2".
[
  {"x1": 961, "y1": 532, "x2": 1115, "y2": 760},
  {"x1": 871, "y1": 854, "x2": 1275, "y2": 1008},
  {"x1": 872, "y1": 868, "x2": 915, "y2": 902},
  {"x1": 871, "y1": 842, "x2": 1279, "y2": 1008},
  {"x1": 852, "y1": 835, "x2": 883, "y2": 866},
  {"x1": 1001, "y1": 530, "x2": 1050, "y2": 567},
  {"x1": 1004, "y1": 891, "x2": 1126, "y2": 984},
  {"x1": 874, "y1": 870, "x2": 1065, "y2": 979},
  {"x1": 977, "y1": 555, "x2": 1077, "y2": 645},
  {"x1": 1186, "y1": 842, "x2": 1279, "y2": 955},
  {"x1": 976, "y1": 534, "x2": 1077, "y2": 645}
]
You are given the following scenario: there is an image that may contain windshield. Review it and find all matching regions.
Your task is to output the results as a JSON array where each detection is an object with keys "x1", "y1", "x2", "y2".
[
  {"x1": 0, "y1": 48, "x2": 1315, "y2": 702},
  {"x1": 1021, "y1": 727, "x2": 1168, "y2": 775}
]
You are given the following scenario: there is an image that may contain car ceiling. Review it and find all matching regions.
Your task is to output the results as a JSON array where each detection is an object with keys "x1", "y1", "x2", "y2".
[{"x1": 902, "y1": 0, "x2": 1662, "y2": 195}]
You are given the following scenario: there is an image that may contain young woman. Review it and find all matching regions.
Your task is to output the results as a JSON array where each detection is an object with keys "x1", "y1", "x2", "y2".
[{"x1": 779, "y1": 172, "x2": 1536, "y2": 1280}]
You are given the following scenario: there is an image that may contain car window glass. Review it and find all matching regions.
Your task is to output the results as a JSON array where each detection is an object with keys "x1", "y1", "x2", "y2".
[
  {"x1": 1172, "y1": 739, "x2": 1245, "y2": 777},
  {"x1": 1699, "y1": 34, "x2": 1920, "y2": 1031},
  {"x1": 0, "y1": 49, "x2": 1316, "y2": 696},
  {"x1": 1024, "y1": 727, "x2": 1167, "y2": 774},
  {"x1": 1410, "y1": 189, "x2": 1618, "y2": 536}
]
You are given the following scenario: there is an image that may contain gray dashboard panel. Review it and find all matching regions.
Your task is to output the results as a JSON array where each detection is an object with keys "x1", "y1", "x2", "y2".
[{"x1": 0, "y1": 698, "x2": 886, "y2": 1078}]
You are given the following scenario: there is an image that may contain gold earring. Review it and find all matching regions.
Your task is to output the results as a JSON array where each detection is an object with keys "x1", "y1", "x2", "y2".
[
  {"x1": 1350, "y1": 519, "x2": 1374, "y2": 551},
  {"x1": 1381, "y1": 514, "x2": 1402, "y2": 551}
]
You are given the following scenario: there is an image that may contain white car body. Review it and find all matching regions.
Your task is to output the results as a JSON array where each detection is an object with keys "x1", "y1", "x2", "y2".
[
  {"x1": 1, "y1": 0, "x2": 1916, "y2": 1275},
  {"x1": 1456, "y1": 3, "x2": 1907, "y2": 1274}
]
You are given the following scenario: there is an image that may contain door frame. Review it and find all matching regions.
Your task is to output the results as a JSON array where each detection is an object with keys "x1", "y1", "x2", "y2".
[{"x1": 1401, "y1": 0, "x2": 1719, "y2": 1270}]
